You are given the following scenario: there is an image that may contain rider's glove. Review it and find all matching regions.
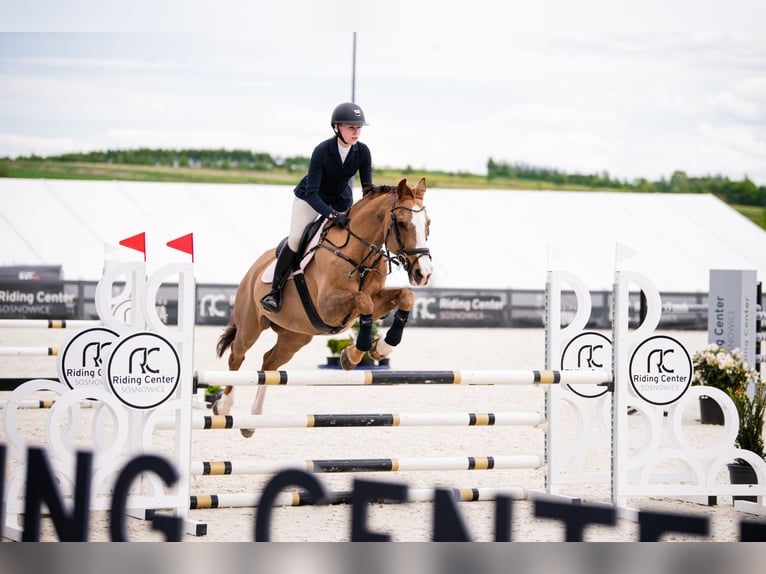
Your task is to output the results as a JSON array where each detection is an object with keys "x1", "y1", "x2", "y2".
[{"x1": 329, "y1": 210, "x2": 350, "y2": 227}]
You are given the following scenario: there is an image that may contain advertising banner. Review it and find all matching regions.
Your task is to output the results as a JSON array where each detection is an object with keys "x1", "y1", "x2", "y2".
[
  {"x1": 0, "y1": 280, "x2": 80, "y2": 319},
  {"x1": 406, "y1": 289, "x2": 510, "y2": 327},
  {"x1": 708, "y1": 269, "x2": 757, "y2": 370}
]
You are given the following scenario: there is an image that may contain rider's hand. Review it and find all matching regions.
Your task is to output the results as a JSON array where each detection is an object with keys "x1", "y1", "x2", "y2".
[{"x1": 330, "y1": 210, "x2": 349, "y2": 227}]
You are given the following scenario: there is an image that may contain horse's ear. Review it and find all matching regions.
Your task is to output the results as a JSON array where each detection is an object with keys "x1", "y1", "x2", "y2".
[
  {"x1": 414, "y1": 177, "x2": 427, "y2": 200},
  {"x1": 396, "y1": 178, "x2": 415, "y2": 200}
]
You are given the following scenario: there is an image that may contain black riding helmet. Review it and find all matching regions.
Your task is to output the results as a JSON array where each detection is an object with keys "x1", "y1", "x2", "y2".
[{"x1": 331, "y1": 102, "x2": 368, "y2": 143}]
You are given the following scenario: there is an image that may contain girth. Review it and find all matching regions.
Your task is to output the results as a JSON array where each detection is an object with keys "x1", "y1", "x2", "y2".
[{"x1": 292, "y1": 273, "x2": 352, "y2": 335}]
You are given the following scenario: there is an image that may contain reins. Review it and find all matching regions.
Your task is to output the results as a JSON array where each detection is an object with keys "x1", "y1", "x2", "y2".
[{"x1": 315, "y1": 191, "x2": 430, "y2": 288}]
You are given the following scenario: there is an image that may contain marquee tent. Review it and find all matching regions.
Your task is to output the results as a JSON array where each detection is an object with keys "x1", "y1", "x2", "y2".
[{"x1": 2, "y1": 178, "x2": 765, "y2": 293}]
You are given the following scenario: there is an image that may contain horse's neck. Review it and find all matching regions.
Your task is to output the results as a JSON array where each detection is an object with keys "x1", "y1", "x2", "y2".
[{"x1": 349, "y1": 193, "x2": 390, "y2": 247}]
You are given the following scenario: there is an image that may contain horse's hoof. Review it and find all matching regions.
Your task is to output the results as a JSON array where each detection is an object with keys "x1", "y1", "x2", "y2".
[
  {"x1": 240, "y1": 428, "x2": 255, "y2": 438},
  {"x1": 340, "y1": 346, "x2": 364, "y2": 370},
  {"x1": 212, "y1": 400, "x2": 222, "y2": 415},
  {"x1": 367, "y1": 338, "x2": 390, "y2": 361}
]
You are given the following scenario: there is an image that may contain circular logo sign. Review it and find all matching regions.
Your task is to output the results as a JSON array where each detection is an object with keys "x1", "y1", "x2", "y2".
[
  {"x1": 57, "y1": 327, "x2": 120, "y2": 390},
  {"x1": 560, "y1": 331, "x2": 612, "y2": 398},
  {"x1": 629, "y1": 335, "x2": 692, "y2": 405},
  {"x1": 106, "y1": 331, "x2": 181, "y2": 409}
]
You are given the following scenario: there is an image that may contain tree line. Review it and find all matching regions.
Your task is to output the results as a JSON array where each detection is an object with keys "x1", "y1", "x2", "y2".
[
  {"x1": 487, "y1": 159, "x2": 765, "y2": 207},
  {"x1": 38, "y1": 148, "x2": 311, "y2": 173},
  {"x1": 11, "y1": 148, "x2": 765, "y2": 207}
]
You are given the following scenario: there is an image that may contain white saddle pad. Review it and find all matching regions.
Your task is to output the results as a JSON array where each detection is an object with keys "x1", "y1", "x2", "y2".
[{"x1": 261, "y1": 225, "x2": 323, "y2": 284}]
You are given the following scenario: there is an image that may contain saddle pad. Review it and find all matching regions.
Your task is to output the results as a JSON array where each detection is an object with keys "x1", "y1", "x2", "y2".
[{"x1": 261, "y1": 225, "x2": 323, "y2": 284}]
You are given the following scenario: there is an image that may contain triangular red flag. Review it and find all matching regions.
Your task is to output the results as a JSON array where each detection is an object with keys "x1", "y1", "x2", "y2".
[
  {"x1": 119, "y1": 232, "x2": 146, "y2": 261},
  {"x1": 167, "y1": 233, "x2": 194, "y2": 262}
]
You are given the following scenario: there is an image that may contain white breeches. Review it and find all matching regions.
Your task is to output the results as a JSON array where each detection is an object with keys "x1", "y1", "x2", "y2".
[{"x1": 288, "y1": 197, "x2": 321, "y2": 251}]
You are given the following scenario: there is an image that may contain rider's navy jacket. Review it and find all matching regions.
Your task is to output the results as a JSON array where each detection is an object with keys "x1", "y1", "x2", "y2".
[{"x1": 293, "y1": 137, "x2": 373, "y2": 217}]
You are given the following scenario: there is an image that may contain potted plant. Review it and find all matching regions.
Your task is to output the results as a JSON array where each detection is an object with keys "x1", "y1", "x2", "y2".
[
  {"x1": 203, "y1": 384, "x2": 224, "y2": 408},
  {"x1": 725, "y1": 374, "x2": 766, "y2": 501},
  {"x1": 325, "y1": 336, "x2": 353, "y2": 367},
  {"x1": 692, "y1": 344, "x2": 755, "y2": 425}
]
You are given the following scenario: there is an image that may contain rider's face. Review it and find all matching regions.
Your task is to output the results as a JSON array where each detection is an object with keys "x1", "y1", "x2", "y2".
[{"x1": 337, "y1": 124, "x2": 362, "y2": 146}]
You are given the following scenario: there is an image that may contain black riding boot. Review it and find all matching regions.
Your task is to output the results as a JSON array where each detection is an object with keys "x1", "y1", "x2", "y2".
[{"x1": 260, "y1": 246, "x2": 297, "y2": 313}]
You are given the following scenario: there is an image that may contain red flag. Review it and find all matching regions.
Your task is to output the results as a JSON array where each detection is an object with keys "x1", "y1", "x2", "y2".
[
  {"x1": 119, "y1": 232, "x2": 146, "y2": 261},
  {"x1": 167, "y1": 233, "x2": 194, "y2": 262}
]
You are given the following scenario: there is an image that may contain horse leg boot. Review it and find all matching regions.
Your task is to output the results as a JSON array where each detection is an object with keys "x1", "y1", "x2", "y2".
[
  {"x1": 340, "y1": 314, "x2": 374, "y2": 370},
  {"x1": 260, "y1": 246, "x2": 297, "y2": 313},
  {"x1": 369, "y1": 309, "x2": 409, "y2": 360}
]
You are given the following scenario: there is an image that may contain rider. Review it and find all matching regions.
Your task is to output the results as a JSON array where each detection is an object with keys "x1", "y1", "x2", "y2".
[{"x1": 260, "y1": 102, "x2": 373, "y2": 313}]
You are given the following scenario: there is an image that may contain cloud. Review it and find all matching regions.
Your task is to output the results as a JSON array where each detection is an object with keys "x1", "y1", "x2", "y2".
[
  {"x1": 1, "y1": 14, "x2": 766, "y2": 185},
  {"x1": 0, "y1": 56, "x2": 188, "y2": 71},
  {"x1": 0, "y1": 132, "x2": 87, "y2": 157},
  {"x1": 707, "y1": 78, "x2": 766, "y2": 123}
]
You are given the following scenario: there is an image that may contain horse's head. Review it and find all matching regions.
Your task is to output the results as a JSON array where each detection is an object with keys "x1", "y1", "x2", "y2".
[{"x1": 388, "y1": 178, "x2": 433, "y2": 286}]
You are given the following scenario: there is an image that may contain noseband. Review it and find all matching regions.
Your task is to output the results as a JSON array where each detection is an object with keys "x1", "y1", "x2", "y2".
[{"x1": 388, "y1": 202, "x2": 431, "y2": 273}]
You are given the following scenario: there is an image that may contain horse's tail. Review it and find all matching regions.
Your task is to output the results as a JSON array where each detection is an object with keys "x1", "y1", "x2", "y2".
[{"x1": 216, "y1": 321, "x2": 237, "y2": 358}]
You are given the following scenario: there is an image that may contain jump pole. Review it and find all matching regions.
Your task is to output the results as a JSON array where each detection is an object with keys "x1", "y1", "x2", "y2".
[
  {"x1": 193, "y1": 368, "x2": 611, "y2": 387},
  {"x1": 188, "y1": 455, "x2": 544, "y2": 476},
  {"x1": 0, "y1": 319, "x2": 101, "y2": 329},
  {"x1": 189, "y1": 486, "x2": 529, "y2": 510},
  {"x1": 0, "y1": 347, "x2": 59, "y2": 356},
  {"x1": 153, "y1": 411, "x2": 546, "y2": 431}
]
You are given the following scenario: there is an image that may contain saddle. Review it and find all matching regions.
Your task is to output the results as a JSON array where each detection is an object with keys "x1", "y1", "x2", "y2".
[
  {"x1": 263, "y1": 217, "x2": 325, "y2": 283},
  {"x1": 265, "y1": 217, "x2": 351, "y2": 334}
]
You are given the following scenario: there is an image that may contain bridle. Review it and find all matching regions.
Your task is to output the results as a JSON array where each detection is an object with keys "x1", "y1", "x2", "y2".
[
  {"x1": 317, "y1": 192, "x2": 431, "y2": 286},
  {"x1": 389, "y1": 202, "x2": 431, "y2": 272}
]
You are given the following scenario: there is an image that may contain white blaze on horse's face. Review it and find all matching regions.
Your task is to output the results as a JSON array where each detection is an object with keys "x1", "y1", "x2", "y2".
[{"x1": 411, "y1": 206, "x2": 433, "y2": 286}]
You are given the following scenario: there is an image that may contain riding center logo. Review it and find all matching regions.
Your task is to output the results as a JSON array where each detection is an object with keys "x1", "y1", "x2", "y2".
[
  {"x1": 629, "y1": 335, "x2": 692, "y2": 405},
  {"x1": 57, "y1": 327, "x2": 120, "y2": 390},
  {"x1": 105, "y1": 331, "x2": 181, "y2": 409},
  {"x1": 560, "y1": 331, "x2": 613, "y2": 399}
]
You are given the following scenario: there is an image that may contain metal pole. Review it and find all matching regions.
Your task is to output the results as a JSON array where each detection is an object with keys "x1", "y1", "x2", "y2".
[{"x1": 351, "y1": 32, "x2": 357, "y2": 103}]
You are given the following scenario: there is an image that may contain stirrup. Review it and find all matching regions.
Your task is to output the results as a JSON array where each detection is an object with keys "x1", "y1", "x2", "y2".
[{"x1": 260, "y1": 290, "x2": 281, "y2": 313}]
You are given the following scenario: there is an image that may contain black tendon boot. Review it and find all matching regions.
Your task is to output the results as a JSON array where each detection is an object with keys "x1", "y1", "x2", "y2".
[{"x1": 260, "y1": 246, "x2": 297, "y2": 313}]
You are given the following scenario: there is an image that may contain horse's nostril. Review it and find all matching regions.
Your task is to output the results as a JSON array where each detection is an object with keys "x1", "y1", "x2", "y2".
[{"x1": 411, "y1": 269, "x2": 430, "y2": 286}]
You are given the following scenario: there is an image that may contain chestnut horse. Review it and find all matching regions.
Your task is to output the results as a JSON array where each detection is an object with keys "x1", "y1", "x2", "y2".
[{"x1": 214, "y1": 178, "x2": 433, "y2": 436}]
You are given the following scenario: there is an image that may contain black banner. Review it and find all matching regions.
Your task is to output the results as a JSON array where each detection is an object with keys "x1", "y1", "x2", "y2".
[
  {"x1": 0, "y1": 280, "x2": 709, "y2": 330},
  {"x1": 404, "y1": 289, "x2": 511, "y2": 327},
  {"x1": 196, "y1": 284, "x2": 237, "y2": 325},
  {"x1": 0, "y1": 281, "x2": 80, "y2": 319},
  {"x1": 0, "y1": 265, "x2": 62, "y2": 281}
]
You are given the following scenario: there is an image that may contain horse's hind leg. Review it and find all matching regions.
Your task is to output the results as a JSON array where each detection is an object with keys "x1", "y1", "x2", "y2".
[
  {"x1": 239, "y1": 328, "x2": 313, "y2": 438},
  {"x1": 213, "y1": 316, "x2": 269, "y2": 417}
]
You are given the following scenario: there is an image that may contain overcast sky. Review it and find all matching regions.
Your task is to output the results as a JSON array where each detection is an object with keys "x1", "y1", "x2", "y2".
[{"x1": 1, "y1": 1, "x2": 765, "y2": 184}]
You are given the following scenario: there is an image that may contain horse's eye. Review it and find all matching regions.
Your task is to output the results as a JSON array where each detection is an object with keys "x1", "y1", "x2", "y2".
[{"x1": 397, "y1": 219, "x2": 406, "y2": 229}]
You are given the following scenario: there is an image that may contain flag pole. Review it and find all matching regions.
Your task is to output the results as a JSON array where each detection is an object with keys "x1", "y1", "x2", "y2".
[{"x1": 351, "y1": 32, "x2": 357, "y2": 103}]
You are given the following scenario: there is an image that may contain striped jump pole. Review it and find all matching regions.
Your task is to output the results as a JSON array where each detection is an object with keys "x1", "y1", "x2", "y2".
[
  {"x1": 190, "y1": 486, "x2": 529, "y2": 510},
  {"x1": 190, "y1": 455, "x2": 544, "y2": 476},
  {"x1": 0, "y1": 319, "x2": 101, "y2": 329},
  {"x1": 660, "y1": 303, "x2": 708, "y2": 313},
  {"x1": 154, "y1": 411, "x2": 545, "y2": 431},
  {"x1": 0, "y1": 346, "x2": 59, "y2": 356},
  {"x1": 0, "y1": 396, "x2": 95, "y2": 409},
  {"x1": 0, "y1": 398, "x2": 56, "y2": 409},
  {"x1": 194, "y1": 368, "x2": 611, "y2": 387}
]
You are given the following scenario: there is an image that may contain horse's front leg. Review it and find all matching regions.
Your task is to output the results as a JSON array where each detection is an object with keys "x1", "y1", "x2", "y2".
[
  {"x1": 368, "y1": 288, "x2": 414, "y2": 361},
  {"x1": 337, "y1": 292, "x2": 375, "y2": 370}
]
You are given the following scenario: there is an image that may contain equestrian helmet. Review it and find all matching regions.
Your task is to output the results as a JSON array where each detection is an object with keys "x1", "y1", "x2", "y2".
[{"x1": 331, "y1": 102, "x2": 368, "y2": 127}]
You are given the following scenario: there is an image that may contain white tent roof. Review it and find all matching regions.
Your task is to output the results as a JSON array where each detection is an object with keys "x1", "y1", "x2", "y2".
[{"x1": 2, "y1": 178, "x2": 765, "y2": 292}]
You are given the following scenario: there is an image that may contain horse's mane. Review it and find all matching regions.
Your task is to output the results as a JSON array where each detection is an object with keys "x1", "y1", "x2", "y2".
[
  {"x1": 345, "y1": 184, "x2": 396, "y2": 217},
  {"x1": 361, "y1": 184, "x2": 396, "y2": 198}
]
